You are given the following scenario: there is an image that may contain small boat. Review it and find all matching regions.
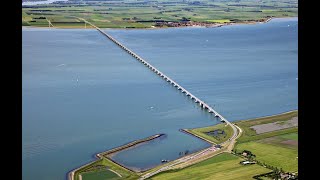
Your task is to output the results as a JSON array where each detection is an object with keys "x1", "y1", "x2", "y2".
[{"x1": 161, "y1": 159, "x2": 168, "y2": 163}]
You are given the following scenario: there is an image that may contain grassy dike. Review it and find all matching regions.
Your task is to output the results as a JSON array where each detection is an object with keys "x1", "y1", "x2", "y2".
[
  {"x1": 69, "y1": 134, "x2": 165, "y2": 180},
  {"x1": 73, "y1": 158, "x2": 138, "y2": 180}
]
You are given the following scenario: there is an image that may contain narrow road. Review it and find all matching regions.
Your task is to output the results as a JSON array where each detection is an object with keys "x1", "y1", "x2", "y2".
[{"x1": 140, "y1": 123, "x2": 242, "y2": 180}]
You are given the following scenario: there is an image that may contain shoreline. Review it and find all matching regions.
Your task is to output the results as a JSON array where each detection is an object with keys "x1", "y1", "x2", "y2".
[
  {"x1": 22, "y1": 16, "x2": 297, "y2": 30},
  {"x1": 59, "y1": 17, "x2": 298, "y2": 178},
  {"x1": 67, "y1": 110, "x2": 297, "y2": 180},
  {"x1": 139, "y1": 110, "x2": 296, "y2": 179},
  {"x1": 235, "y1": 109, "x2": 298, "y2": 123},
  {"x1": 180, "y1": 129, "x2": 216, "y2": 145},
  {"x1": 68, "y1": 133, "x2": 165, "y2": 180}
]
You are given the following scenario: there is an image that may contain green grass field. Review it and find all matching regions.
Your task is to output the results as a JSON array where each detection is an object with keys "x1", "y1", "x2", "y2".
[
  {"x1": 237, "y1": 127, "x2": 298, "y2": 143},
  {"x1": 150, "y1": 153, "x2": 270, "y2": 180},
  {"x1": 257, "y1": 132, "x2": 298, "y2": 149},
  {"x1": 188, "y1": 123, "x2": 234, "y2": 144},
  {"x1": 82, "y1": 169, "x2": 119, "y2": 180},
  {"x1": 74, "y1": 158, "x2": 138, "y2": 180},
  {"x1": 279, "y1": 133, "x2": 298, "y2": 140},
  {"x1": 236, "y1": 141, "x2": 298, "y2": 172},
  {"x1": 234, "y1": 111, "x2": 298, "y2": 172},
  {"x1": 235, "y1": 110, "x2": 298, "y2": 143}
]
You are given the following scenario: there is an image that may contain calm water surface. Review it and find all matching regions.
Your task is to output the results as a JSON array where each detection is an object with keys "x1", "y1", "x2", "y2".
[{"x1": 22, "y1": 17, "x2": 297, "y2": 180}]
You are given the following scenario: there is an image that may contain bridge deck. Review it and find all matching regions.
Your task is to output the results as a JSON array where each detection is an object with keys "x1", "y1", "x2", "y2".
[{"x1": 78, "y1": 18, "x2": 237, "y2": 141}]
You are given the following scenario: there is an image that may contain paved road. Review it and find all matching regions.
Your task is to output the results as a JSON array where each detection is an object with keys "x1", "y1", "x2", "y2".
[{"x1": 140, "y1": 123, "x2": 242, "y2": 180}]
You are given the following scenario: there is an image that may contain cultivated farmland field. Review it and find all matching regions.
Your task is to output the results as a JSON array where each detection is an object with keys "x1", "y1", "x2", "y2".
[
  {"x1": 22, "y1": 0, "x2": 298, "y2": 28},
  {"x1": 236, "y1": 141, "x2": 298, "y2": 172},
  {"x1": 234, "y1": 111, "x2": 298, "y2": 172},
  {"x1": 257, "y1": 132, "x2": 298, "y2": 149},
  {"x1": 235, "y1": 111, "x2": 298, "y2": 143},
  {"x1": 150, "y1": 153, "x2": 270, "y2": 180},
  {"x1": 279, "y1": 133, "x2": 298, "y2": 140}
]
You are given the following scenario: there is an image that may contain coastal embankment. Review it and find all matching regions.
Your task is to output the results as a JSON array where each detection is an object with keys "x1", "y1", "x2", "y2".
[
  {"x1": 179, "y1": 129, "x2": 216, "y2": 145},
  {"x1": 98, "y1": 133, "x2": 165, "y2": 158},
  {"x1": 68, "y1": 133, "x2": 165, "y2": 180}
]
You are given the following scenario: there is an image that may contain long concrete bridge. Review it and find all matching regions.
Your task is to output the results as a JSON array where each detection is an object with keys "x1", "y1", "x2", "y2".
[
  {"x1": 73, "y1": 18, "x2": 240, "y2": 179},
  {"x1": 77, "y1": 17, "x2": 238, "y2": 142}
]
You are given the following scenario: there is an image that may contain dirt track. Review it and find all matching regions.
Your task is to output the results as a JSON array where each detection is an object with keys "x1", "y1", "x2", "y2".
[{"x1": 251, "y1": 117, "x2": 298, "y2": 134}]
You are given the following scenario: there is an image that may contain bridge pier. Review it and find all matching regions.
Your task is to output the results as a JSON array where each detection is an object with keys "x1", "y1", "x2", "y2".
[{"x1": 200, "y1": 103, "x2": 203, "y2": 108}]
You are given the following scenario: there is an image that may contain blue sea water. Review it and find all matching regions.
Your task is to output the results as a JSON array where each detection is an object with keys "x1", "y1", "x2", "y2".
[{"x1": 22, "y1": 17, "x2": 297, "y2": 180}]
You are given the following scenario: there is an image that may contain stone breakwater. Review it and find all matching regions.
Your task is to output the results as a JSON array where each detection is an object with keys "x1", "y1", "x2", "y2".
[
  {"x1": 68, "y1": 133, "x2": 165, "y2": 180},
  {"x1": 98, "y1": 133, "x2": 165, "y2": 158}
]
